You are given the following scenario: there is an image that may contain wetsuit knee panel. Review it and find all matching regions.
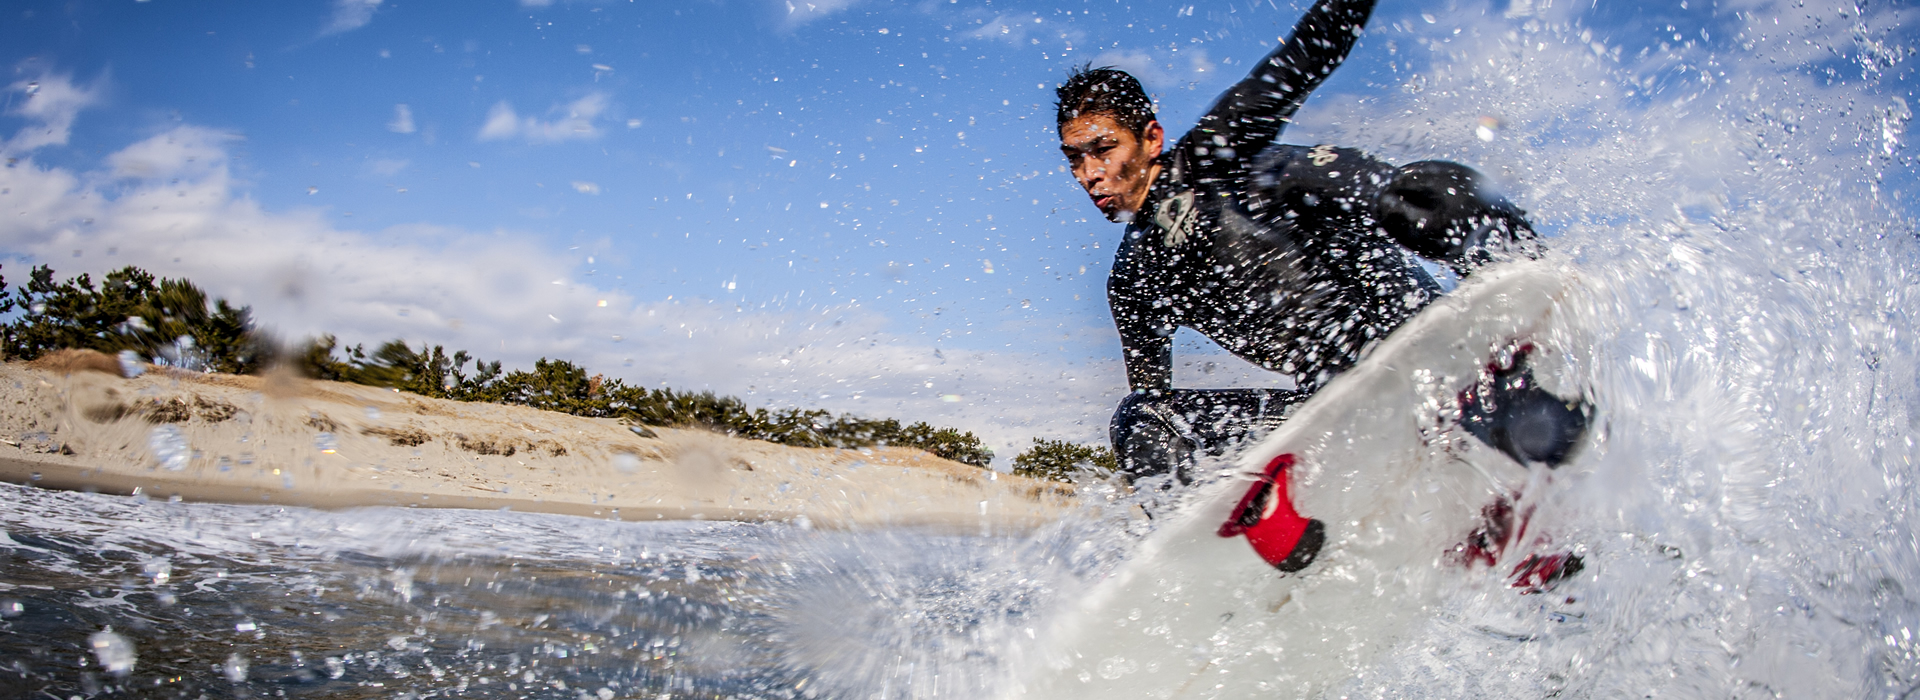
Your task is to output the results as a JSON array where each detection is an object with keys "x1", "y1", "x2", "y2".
[{"x1": 1109, "y1": 389, "x2": 1310, "y2": 484}]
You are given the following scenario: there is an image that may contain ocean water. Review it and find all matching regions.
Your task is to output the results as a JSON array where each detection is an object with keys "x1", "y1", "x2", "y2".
[
  {"x1": 4, "y1": 1, "x2": 1919, "y2": 699},
  {"x1": 0, "y1": 482, "x2": 1152, "y2": 699}
]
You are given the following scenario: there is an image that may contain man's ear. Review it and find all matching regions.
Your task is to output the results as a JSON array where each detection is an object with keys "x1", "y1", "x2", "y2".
[{"x1": 1142, "y1": 120, "x2": 1166, "y2": 156}]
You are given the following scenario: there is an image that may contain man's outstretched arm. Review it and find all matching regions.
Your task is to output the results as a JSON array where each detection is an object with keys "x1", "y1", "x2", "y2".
[{"x1": 1188, "y1": 0, "x2": 1376, "y2": 164}]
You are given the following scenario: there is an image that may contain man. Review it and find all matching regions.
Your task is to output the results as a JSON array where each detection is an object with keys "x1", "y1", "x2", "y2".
[{"x1": 1057, "y1": 0, "x2": 1536, "y2": 482}]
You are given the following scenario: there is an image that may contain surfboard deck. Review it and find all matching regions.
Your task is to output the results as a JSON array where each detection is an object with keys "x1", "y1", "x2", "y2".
[{"x1": 1011, "y1": 260, "x2": 1589, "y2": 700}]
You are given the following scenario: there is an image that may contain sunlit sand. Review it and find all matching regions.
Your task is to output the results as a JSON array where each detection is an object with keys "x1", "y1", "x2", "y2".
[{"x1": 0, "y1": 351, "x2": 1073, "y2": 529}]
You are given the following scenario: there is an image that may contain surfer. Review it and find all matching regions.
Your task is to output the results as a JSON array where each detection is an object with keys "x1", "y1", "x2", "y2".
[{"x1": 1055, "y1": 0, "x2": 1537, "y2": 482}]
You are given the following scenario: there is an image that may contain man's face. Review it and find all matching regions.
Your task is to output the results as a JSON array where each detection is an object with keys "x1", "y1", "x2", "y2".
[{"x1": 1059, "y1": 114, "x2": 1165, "y2": 222}]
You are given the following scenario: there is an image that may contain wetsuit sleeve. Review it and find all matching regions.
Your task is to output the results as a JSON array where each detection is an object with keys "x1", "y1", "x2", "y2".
[
  {"x1": 1189, "y1": 0, "x2": 1376, "y2": 165},
  {"x1": 1111, "y1": 286, "x2": 1173, "y2": 392},
  {"x1": 1121, "y1": 324, "x2": 1173, "y2": 392}
]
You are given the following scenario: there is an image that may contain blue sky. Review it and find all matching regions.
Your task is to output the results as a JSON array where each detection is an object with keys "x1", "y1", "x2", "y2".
[{"x1": 2, "y1": 0, "x2": 1914, "y2": 461}]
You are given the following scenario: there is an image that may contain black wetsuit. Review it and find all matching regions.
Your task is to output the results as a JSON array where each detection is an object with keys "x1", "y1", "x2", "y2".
[{"x1": 1106, "y1": 0, "x2": 1534, "y2": 481}]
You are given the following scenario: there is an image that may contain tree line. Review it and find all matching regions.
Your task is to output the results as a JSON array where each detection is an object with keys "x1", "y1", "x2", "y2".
[{"x1": 0, "y1": 264, "x2": 997, "y2": 467}]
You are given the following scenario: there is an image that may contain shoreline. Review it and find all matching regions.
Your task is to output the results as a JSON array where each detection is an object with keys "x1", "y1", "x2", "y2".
[{"x1": 0, "y1": 354, "x2": 1077, "y2": 529}]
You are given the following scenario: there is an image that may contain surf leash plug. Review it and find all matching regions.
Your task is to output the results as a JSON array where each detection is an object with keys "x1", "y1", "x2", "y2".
[
  {"x1": 1459, "y1": 344, "x2": 1591, "y2": 467},
  {"x1": 1218, "y1": 453, "x2": 1325, "y2": 573}
]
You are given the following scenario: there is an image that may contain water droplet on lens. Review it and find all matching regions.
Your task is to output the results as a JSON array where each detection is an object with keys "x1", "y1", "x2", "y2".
[
  {"x1": 88, "y1": 629, "x2": 137, "y2": 676},
  {"x1": 143, "y1": 558, "x2": 171, "y2": 585},
  {"x1": 117, "y1": 350, "x2": 146, "y2": 377},
  {"x1": 148, "y1": 425, "x2": 189, "y2": 471},
  {"x1": 223, "y1": 653, "x2": 249, "y2": 683}
]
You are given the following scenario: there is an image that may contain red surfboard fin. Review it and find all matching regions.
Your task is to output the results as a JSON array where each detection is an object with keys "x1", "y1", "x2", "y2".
[{"x1": 1218, "y1": 454, "x2": 1325, "y2": 573}]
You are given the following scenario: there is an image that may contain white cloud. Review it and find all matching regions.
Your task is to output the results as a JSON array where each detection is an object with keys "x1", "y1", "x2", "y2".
[
  {"x1": 367, "y1": 158, "x2": 409, "y2": 177},
  {"x1": 105, "y1": 125, "x2": 238, "y2": 181},
  {"x1": 2, "y1": 73, "x2": 103, "y2": 157},
  {"x1": 967, "y1": 13, "x2": 1044, "y2": 44},
  {"x1": 321, "y1": 0, "x2": 383, "y2": 36},
  {"x1": 477, "y1": 93, "x2": 608, "y2": 144},
  {"x1": 1082, "y1": 50, "x2": 1185, "y2": 90},
  {"x1": 477, "y1": 102, "x2": 520, "y2": 141},
  {"x1": 570, "y1": 181, "x2": 600, "y2": 195},
  {"x1": 963, "y1": 13, "x2": 1085, "y2": 51},
  {"x1": 387, "y1": 104, "x2": 415, "y2": 134},
  {"x1": 0, "y1": 122, "x2": 1121, "y2": 461},
  {"x1": 780, "y1": 0, "x2": 860, "y2": 29}
]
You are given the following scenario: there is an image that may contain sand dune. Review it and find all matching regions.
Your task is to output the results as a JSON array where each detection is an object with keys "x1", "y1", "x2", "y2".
[{"x1": 0, "y1": 352, "x2": 1075, "y2": 528}]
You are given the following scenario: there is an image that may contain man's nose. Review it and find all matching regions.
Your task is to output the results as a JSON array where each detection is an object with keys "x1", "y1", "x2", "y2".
[{"x1": 1075, "y1": 161, "x2": 1104, "y2": 185}]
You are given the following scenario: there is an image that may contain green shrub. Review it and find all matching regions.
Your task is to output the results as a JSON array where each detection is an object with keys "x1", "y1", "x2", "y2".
[
  {"x1": 1011, "y1": 438, "x2": 1117, "y2": 482},
  {"x1": 297, "y1": 335, "x2": 998, "y2": 467}
]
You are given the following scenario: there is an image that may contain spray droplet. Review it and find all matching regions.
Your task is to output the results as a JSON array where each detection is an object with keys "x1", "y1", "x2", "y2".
[{"x1": 89, "y1": 629, "x2": 137, "y2": 676}]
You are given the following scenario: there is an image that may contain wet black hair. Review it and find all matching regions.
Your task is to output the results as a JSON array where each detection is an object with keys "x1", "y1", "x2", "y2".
[{"x1": 1055, "y1": 65, "x2": 1156, "y2": 137}]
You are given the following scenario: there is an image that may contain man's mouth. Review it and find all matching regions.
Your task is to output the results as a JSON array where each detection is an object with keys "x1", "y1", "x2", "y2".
[{"x1": 1091, "y1": 193, "x2": 1116, "y2": 211}]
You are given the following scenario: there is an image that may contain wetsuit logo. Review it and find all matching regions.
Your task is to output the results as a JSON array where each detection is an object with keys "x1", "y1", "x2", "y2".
[
  {"x1": 1309, "y1": 144, "x2": 1339, "y2": 166},
  {"x1": 1155, "y1": 190, "x2": 1198, "y2": 247}
]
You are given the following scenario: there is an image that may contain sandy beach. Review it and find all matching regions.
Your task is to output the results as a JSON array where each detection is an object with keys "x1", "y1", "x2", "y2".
[{"x1": 0, "y1": 352, "x2": 1075, "y2": 528}]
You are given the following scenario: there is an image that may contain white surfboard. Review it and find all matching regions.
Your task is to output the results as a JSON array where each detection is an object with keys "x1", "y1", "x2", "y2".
[{"x1": 1011, "y1": 260, "x2": 1590, "y2": 700}]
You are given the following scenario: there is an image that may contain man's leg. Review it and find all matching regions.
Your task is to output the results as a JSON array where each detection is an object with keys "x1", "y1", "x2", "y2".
[
  {"x1": 1110, "y1": 392, "x2": 1198, "y2": 483},
  {"x1": 1373, "y1": 161, "x2": 1535, "y2": 271},
  {"x1": 1108, "y1": 388, "x2": 1308, "y2": 484}
]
